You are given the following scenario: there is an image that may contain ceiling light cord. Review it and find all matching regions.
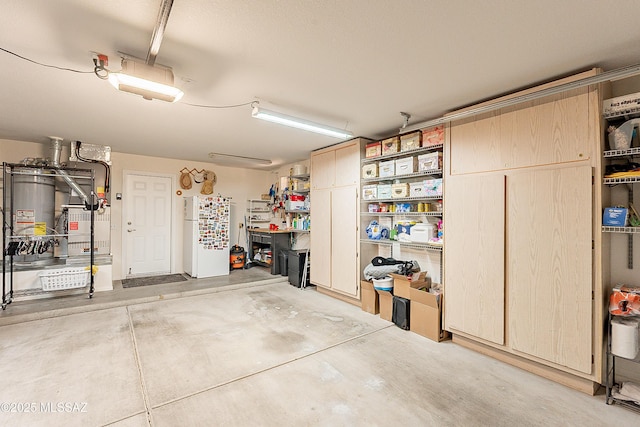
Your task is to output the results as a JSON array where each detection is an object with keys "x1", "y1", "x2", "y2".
[{"x1": 0, "y1": 46, "x2": 92, "y2": 74}]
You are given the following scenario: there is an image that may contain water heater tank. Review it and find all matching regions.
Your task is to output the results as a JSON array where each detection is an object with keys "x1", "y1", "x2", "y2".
[{"x1": 12, "y1": 167, "x2": 56, "y2": 262}]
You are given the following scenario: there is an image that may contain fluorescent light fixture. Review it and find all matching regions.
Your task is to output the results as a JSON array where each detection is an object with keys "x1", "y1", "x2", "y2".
[
  {"x1": 108, "y1": 58, "x2": 184, "y2": 102},
  {"x1": 252, "y1": 105, "x2": 353, "y2": 139},
  {"x1": 208, "y1": 152, "x2": 272, "y2": 166}
]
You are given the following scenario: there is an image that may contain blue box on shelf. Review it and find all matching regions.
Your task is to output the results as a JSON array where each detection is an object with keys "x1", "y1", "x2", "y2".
[{"x1": 603, "y1": 207, "x2": 628, "y2": 226}]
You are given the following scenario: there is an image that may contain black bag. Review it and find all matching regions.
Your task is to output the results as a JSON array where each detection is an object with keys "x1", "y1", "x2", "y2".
[
  {"x1": 371, "y1": 256, "x2": 403, "y2": 266},
  {"x1": 392, "y1": 296, "x2": 410, "y2": 330}
]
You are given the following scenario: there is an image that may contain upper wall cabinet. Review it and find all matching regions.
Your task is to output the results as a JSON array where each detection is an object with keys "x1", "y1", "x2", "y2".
[
  {"x1": 311, "y1": 142, "x2": 360, "y2": 190},
  {"x1": 449, "y1": 87, "x2": 592, "y2": 175}
]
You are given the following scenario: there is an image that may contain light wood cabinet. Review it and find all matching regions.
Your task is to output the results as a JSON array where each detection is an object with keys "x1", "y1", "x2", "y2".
[
  {"x1": 444, "y1": 174, "x2": 505, "y2": 345},
  {"x1": 444, "y1": 69, "x2": 602, "y2": 391},
  {"x1": 449, "y1": 87, "x2": 592, "y2": 175},
  {"x1": 310, "y1": 138, "x2": 366, "y2": 299},
  {"x1": 508, "y1": 165, "x2": 593, "y2": 373}
]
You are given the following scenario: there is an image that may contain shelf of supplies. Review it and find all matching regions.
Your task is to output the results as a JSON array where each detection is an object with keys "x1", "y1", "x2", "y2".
[
  {"x1": 604, "y1": 147, "x2": 640, "y2": 158},
  {"x1": 360, "y1": 211, "x2": 442, "y2": 217},
  {"x1": 291, "y1": 188, "x2": 310, "y2": 194},
  {"x1": 361, "y1": 144, "x2": 443, "y2": 164},
  {"x1": 248, "y1": 199, "x2": 269, "y2": 203},
  {"x1": 285, "y1": 210, "x2": 309, "y2": 214},
  {"x1": 248, "y1": 219, "x2": 270, "y2": 223},
  {"x1": 362, "y1": 169, "x2": 442, "y2": 183},
  {"x1": 603, "y1": 110, "x2": 640, "y2": 120},
  {"x1": 247, "y1": 208, "x2": 271, "y2": 213},
  {"x1": 602, "y1": 226, "x2": 640, "y2": 234},
  {"x1": 360, "y1": 238, "x2": 443, "y2": 252},
  {"x1": 289, "y1": 229, "x2": 310, "y2": 233},
  {"x1": 363, "y1": 196, "x2": 442, "y2": 203},
  {"x1": 603, "y1": 176, "x2": 640, "y2": 184}
]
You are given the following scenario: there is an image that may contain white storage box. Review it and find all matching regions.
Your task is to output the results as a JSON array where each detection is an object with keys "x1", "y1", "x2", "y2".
[
  {"x1": 410, "y1": 223, "x2": 435, "y2": 243},
  {"x1": 40, "y1": 267, "x2": 90, "y2": 291},
  {"x1": 379, "y1": 160, "x2": 395, "y2": 177},
  {"x1": 418, "y1": 152, "x2": 443, "y2": 172},
  {"x1": 395, "y1": 156, "x2": 417, "y2": 175},
  {"x1": 362, "y1": 163, "x2": 378, "y2": 178},
  {"x1": 285, "y1": 200, "x2": 306, "y2": 211},
  {"x1": 410, "y1": 181, "x2": 426, "y2": 198},
  {"x1": 391, "y1": 183, "x2": 409, "y2": 198},
  {"x1": 363, "y1": 185, "x2": 378, "y2": 200},
  {"x1": 377, "y1": 184, "x2": 392, "y2": 199}
]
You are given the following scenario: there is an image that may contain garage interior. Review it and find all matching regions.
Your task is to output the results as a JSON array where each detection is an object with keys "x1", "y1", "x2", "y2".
[{"x1": 2, "y1": 1, "x2": 640, "y2": 425}]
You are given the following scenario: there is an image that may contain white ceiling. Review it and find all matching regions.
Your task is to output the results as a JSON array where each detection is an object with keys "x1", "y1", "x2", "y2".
[{"x1": 1, "y1": 0, "x2": 640, "y2": 169}]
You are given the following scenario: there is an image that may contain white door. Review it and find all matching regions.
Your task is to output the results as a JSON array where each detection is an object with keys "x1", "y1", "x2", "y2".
[{"x1": 124, "y1": 173, "x2": 172, "y2": 276}]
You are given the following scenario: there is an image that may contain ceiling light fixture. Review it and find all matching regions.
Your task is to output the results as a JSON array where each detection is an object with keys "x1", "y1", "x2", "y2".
[
  {"x1": 252, "y1": 104, "x2": 353, "y2": 139},
  {"x1": 208, "y1": 152, "x2": 272, "y2": 166},
  {"x1": 108, "y1": 58, "x2": 183, "y2": 102}
]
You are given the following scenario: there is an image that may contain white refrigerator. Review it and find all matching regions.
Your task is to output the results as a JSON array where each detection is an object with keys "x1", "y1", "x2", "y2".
[{"x1": 183, "y1": 196, "x2": 230, "y2": 278}]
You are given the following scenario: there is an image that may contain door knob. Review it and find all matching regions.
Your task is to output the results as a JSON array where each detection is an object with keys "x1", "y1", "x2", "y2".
[{"x1": 127, "y1": 228, "x2": 136, "y2": 232}]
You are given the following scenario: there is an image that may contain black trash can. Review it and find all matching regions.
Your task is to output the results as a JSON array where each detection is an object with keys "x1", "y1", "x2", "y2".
[{"x1": 279, "y1": 251, "x2": 289, "y2": 276}]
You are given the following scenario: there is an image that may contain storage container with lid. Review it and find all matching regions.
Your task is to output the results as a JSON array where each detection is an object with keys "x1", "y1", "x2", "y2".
[
  {"x1": 381, "y1": 137, "x2": 400, "y2": 155},
  {"x1": 377, "y1": 184, "x2": 392, "y2": 199},
  {"x1": 400, "y1": 131, "x2": 422, "y2": 151},
  {"x1": 362, "y1": 163, "x2": 378, "y2": 178},
  {"x1": 395, "y1": 156, "x2": 417, "y2": 175},
  {"x1": 391, "y1": 182, "x2": 409, "y2": 198},
  {"x1": 379, "y1": 160, "x2": 395, "y2": 177}
]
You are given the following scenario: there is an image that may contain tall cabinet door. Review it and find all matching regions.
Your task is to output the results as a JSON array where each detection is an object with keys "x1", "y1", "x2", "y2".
[
  {"x1": 335, "y1": 142, "x2": 359, "y2": 186},
  {"x1": 331, "y1": 185, "x2": 358, "y2": 296},
  {"x1": 311, "y1": 151, "x2": 335, "y2": 189},
  {"x1": 310, "y1": 188, "x2": 332, "y2": 288},
  {"x1": 508, "y1": 165, "x2": 593, "y2": 374},
  {"x1": 444, "y1": 174, "x2": 506, "y2": 345}
]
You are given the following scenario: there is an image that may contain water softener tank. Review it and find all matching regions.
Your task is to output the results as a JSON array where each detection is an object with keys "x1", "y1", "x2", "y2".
[{"x1": 12, "y1": 166, "x2": 56, "y2": 262}]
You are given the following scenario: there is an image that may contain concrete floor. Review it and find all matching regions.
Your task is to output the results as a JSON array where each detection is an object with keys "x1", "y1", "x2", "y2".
[{"x1": 0, "y1": 276, "x2": 638, "y2": 426}]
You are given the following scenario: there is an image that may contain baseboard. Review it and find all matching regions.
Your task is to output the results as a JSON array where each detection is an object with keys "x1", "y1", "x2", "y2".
[
  {"x1": 453, "y1": 335, "x2": 599, "y2": 395},
  {"x1": 316, "y1": 286, "x2": 360, "y2": 307}
]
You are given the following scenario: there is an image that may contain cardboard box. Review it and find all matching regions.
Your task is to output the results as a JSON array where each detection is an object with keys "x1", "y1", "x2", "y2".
[
  {"x1": 362, "y1": 184, "x2": 378, "y2": 200},
  {"x1": 395, "y1": 156, "x2": 417, "y2": 175},
  {"x1": 418, "y1": 151, "x2": 443, "y2": 172},
  {"x1": 361, "y1": 280, "x2": 380, "y2": 314},
  {"x1": 366, "y1": 142, "x2": 382, "y2": 158},
  {"x1": 424, "y1": 178, "x2": 443, "y2": 197},
  {"x1": 362, "y1": 163, "x2": 378, "y2": 178},
  {"x1": 377, "y1": 184, "x2": 392, "y2": 199},
  {"x1": 409, "y1": 181, "x2": 425, "y2": 198},
  {"x1": 375, "y1": 288, "x2": 394, "y2": 321},
  {"x1": 409, "y1": 284, "x2": 449, "y2": 342},
  {"x1": 391, "y1": 183, "x2": 409, "y2": 198},
  {"x1": 379, "y1": 160, "x2": 395, "y2": 177},
  {"x1": 400, "y1": 131, "x2": 422, "y2": 152},
  {"x1": 381, "y1": 137, "x2": 400, "y2": 155},
  {"x1": 422, "y1": 125, "x2": 444, "y2": 146},
  {"x1": 390, "y1": 272, "x2": 429, "y2": 300}
]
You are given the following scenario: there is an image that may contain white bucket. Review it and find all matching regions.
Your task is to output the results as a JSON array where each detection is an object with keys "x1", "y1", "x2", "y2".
[{"x1": 373, "y1": 276, "x2": 393, "y2": 291}]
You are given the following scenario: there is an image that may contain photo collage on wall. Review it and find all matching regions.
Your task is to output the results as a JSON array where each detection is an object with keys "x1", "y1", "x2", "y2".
[{"x1": 198, "y1": 196, "x2": 230, "y2": 250}]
